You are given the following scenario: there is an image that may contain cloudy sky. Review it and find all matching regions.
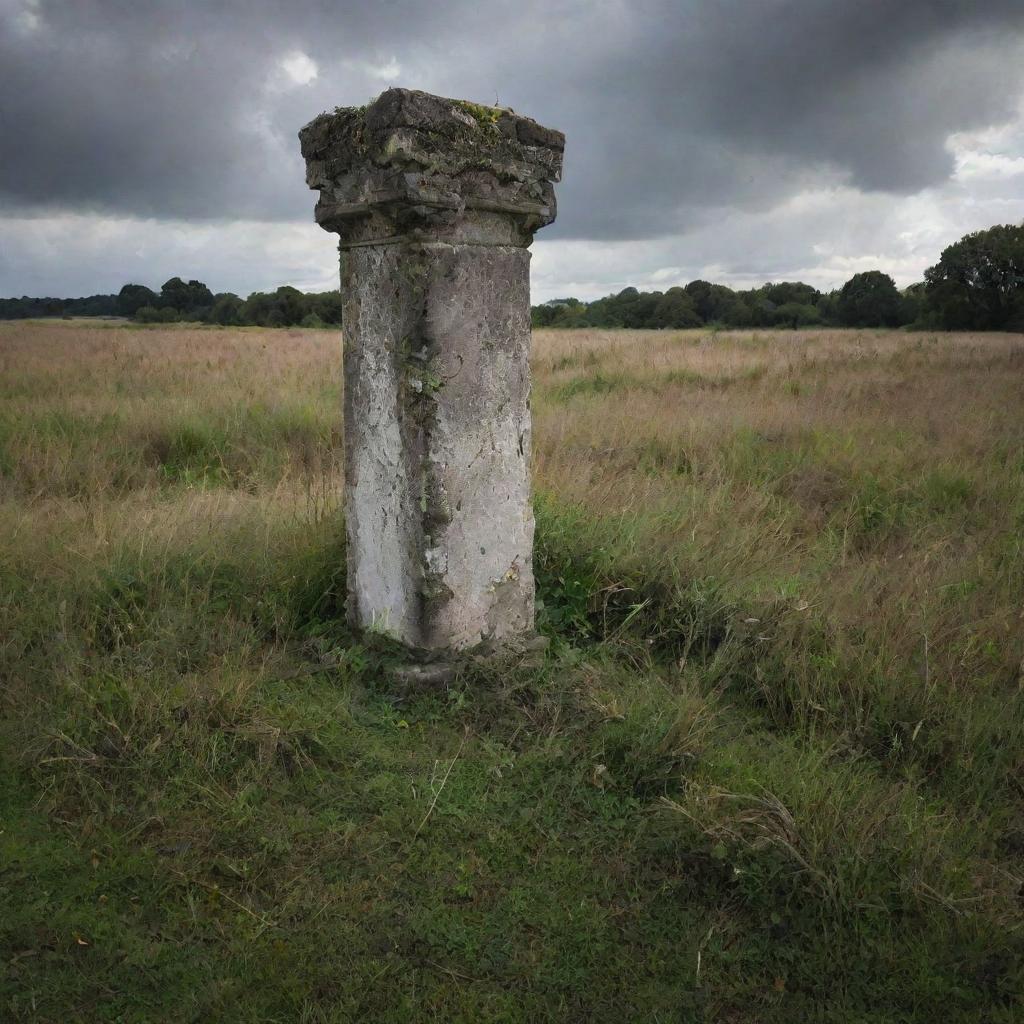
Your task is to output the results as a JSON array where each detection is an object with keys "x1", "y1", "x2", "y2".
[{"x1": 2, "y1": 0, "x2": 1024, "y2": 302}]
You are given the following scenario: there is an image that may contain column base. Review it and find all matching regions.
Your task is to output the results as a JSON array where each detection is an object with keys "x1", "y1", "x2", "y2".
[{"x1": 388, "y1": 633, "x2": 550, "y2": 689}]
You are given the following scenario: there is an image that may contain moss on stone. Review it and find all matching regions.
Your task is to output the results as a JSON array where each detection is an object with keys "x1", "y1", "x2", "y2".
[{"x1": 453, "y1": 99, "x2": 502, "y2": 130}]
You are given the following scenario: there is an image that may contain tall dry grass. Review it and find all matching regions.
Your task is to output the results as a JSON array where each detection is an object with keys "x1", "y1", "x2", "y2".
[
  {"x1": 2, "y1": 319, "x2": 1023, "y2": 1020},
  {"x1": 3, "y1": 320, "x2": 1022, "y2": 711}
]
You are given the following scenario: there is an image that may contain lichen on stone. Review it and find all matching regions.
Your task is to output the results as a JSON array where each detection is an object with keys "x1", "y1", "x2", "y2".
[{"x1": 298, "y1": 87, "x2": 564, "y2": 237}]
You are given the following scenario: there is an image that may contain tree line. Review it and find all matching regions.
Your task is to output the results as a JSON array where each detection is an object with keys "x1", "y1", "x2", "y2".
[
  {"x1": 2, "y1": 221, "x2": 1021, "y2": 332},
  {"x1": 0, "y1": 278, "x2": 344, "y2": 327},
  {"x1": 533, "y1": 223, "x2": 1024, "y2": 332}
]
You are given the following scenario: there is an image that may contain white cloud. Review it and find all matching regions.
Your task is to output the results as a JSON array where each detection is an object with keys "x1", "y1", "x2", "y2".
[
  {"x1": 532, "y1": 167, "x2": 1024, "y2": 302},
  {"x1": 335, "y1": 56, "x2": 403, "y2": 84},
  {"x1": 0, "y1": 213, "x2": 338, "y2": 298},
  {"x1": 947, "y1": 103, "x2": 1024, "y2": 183},
  {"x1": 366, "y1": 57, "x2": 401, "y2": 81},
  {"x1": 953, "y1": 151, "x2": 1024, "y2": 181},
  {"x1": 279, "y1": 50, "x2": 319, "y2": 87}
]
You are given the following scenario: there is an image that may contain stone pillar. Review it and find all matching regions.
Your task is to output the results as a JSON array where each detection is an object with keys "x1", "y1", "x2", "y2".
[{"x1": 299, "y1": 88, "x2": 563, "y2": 655}]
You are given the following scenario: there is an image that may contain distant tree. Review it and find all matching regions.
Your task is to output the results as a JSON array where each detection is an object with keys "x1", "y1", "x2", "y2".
[
  {"x1": 531, "y1": 305, "x2": 556, "y2": 328},
  {"x1": 209, "y1": 293, "x2": 244, "y2": 325},
  {"x1": 0, "y1": 293, "x2": 119, "y2": 319},
  {"x1": 160, "y1": 277, "x2": 214, "y2": 315},
  {"x1": 746, "y1": 295, "x2": 780, "y2": 328},
  {"x1": 21, "y1": 228, "x2": 1024, "y2": 334},
  {"x1": 530, "y1": 279, "x2": 833, "y2": 331},
  {"x1": 599, "y1": 287, "x2": 653, "y2": 328},
  {"x1": 684, "y1": 280, "x2": 737, "y2": 324},
  {"x1": 760, "y1": 281, "x2": 821, "y2": 308},
  {"x1": 547, "y1": 299, "x2": 589, "y2": 328},
  {"x1": 734, "y1": 282, "x2": 823, "y2": 329},
  {"x1": 135, "y1": 305, "x2": 179, "y2": 324},
  {"x1": 574, "y1": 294, "x2": 615, "y2": 326},
  {"x1": 649, "y1": 287, "x2": 702, "y2": 328},
  {"x1": 272, "y1": 285, "x2": 307, "y2": 326},
  {"x1": 75, "y1": 294, "x2": 120, "y2": 317},
  {"x1": 309, "y1": 291, "x2": 344, "y2": 325},
  {"x1": 238, "y1": 286, "x2": 311, "y2": 327},
  {"x1": 717, "y1": 294, "x2": 754, "y2": 328},
  {"x1": 900, "y1": 282, "x2": 927, "y2": 326},
  {"x1": 837, "y1": 271, "x2": 905, "y2": 327},
  {"x1": 923, "y1": 223, "x2": 1024, "y2": 331},
  {"x1": 117, "y1": 283, "x2": 158, "y2": 316},
  {"x1": 0, "y1": 296, "x2": 46, "y2": 319},
  {"x1": 816, "y1": 291, "x2": 840, "y2": 324},
  {"x1": 240, "y1": 291, "x2": 274, "y2": 326},
  {"x1": 773, "y1": 302, "x2": 822, "y2": 329},
  {"x1": 159, "y1": 277, "x2": 190, "y2": 311}
]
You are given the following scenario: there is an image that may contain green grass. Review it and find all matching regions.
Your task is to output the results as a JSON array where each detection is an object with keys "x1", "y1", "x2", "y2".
[
  {"x1": 552, "y1": 370, "x2": 641, "y2": 401},
  {"x1": 0, "y1": 402, "x2": 336, "y2": 496},
  {"x1": 2, "y1": 323, "x2": 1022, "y2": 1021},
  {"x1": 551, "y1": 366, "x2": 766, "y2": 402},
  {"x1": 2, "y1": 499, "x2": 1021, "y2": 1022}
]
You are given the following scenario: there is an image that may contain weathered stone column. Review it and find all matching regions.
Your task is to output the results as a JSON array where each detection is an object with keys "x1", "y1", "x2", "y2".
[{"x1": 299, "y1": 88, "x2": 563, "y2": 655}]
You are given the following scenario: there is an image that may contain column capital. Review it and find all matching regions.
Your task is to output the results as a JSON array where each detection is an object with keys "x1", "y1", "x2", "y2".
[{"x1": 299, "y1": 88, "x2": 564, "y2": 247}]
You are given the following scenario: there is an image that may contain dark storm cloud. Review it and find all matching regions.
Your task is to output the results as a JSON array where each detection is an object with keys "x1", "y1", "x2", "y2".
[
  {"x1": 1, "y1": 0, "x2": 1023, "y2": 240},
  {"x1": 533, "y1": 0, "x2": 1024, "y2": 238},
  {"x1": 0, "y1": 0, "x2": 471, "y2": 220}
]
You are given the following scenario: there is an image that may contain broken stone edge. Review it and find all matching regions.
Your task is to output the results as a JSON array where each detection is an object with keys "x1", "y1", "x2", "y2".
[{"x1": 298, "y1": 87, "x2": 565, "y2": 239}]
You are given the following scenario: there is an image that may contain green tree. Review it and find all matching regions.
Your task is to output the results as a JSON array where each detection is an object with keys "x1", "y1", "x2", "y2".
[
  {"x1": 117, "y1": 283, "x2": 157, "y2": 316},
  {"x1": 135, "y1": 305, "x2": 179, "y2": 324},
  {"x1": 649, "y1": 287, "x2": 702, "y2": 328},
  {"x1": 760, "y1": 281, "x2": 821, "y2": 308},
  {"x1": 160, "y1": 277, "x2": 214, "y2": 315},
  {"x1": 773, "y1": 302, "x2": 822, "y2": 329},
  {"x1": 240, "y1": 291, "x2": 276, "y2": 326},
  {"x1": 309, "y1": 291, "x2": 344, "y2": 325},
  {"x1": 209, "y1": 293, "x2": 243, "y2": 325},
  {"x1": 900, "y1": 282, "x2": 927, "y2": 326},
  {"x1": 548, "y1": 299, "x2": 589, "y2": 328},
  {"x1": 816, "y1": 291, "x2": 840, "y2": 325},
  {"x1": 272, "y1": 286, "x2": 307, "y2": 326},
  {"x1": 837, "y1": 271, "x2": 905, "y2": 327},
  {"x1": 924, "y1": 223, "x2": 1024, "y2": 330},
  {"x1": 684, "y1": 280, "x2": 739, "y2": 324}
]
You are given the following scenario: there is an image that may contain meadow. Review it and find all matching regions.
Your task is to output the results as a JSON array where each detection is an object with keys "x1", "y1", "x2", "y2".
[{"x1": 1, "y1": 320, "x2": 1022, "y2": 1022}]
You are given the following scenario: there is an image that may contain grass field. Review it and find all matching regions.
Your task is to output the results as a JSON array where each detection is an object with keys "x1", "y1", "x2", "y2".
[{"x1": 2, "y1": 320, "x2": 1022, "y2": 1022}]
